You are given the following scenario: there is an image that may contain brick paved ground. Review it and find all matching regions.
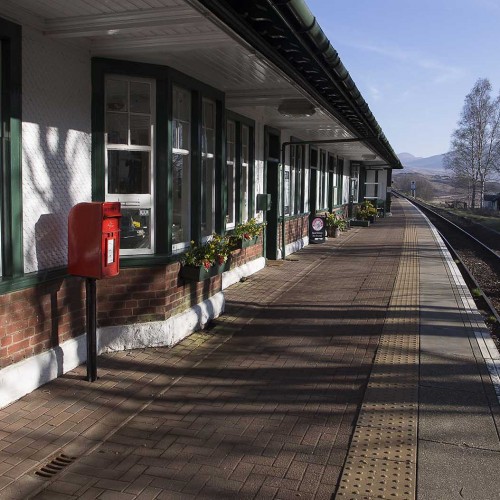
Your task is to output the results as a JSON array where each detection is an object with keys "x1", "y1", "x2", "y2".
[{"x1": 0, "y1": 209, "x2": 404, "y2": 499}]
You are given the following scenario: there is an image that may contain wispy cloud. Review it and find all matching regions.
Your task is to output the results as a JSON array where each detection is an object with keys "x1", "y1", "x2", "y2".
[
  {"x1": 368, "y1": 85, "x2": 381, "y2": 101},
  {"x1": 346, "y1": 41, "x2": 465, "y2": 84}
]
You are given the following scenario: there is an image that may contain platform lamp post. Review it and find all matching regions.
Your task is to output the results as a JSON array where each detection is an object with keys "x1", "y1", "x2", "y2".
[{"x1": 280, "y1": 137, "x2": 379, "y2": 261}]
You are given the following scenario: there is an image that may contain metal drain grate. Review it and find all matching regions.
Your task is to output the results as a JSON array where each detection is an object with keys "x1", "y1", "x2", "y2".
[{"x1": 35, "y1": 453, "x2": 77, "y2": 479}]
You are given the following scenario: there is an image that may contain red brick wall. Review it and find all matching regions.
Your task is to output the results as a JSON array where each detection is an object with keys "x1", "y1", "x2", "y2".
[
  {"x1": 96, "y1": 262, "x2": 222, "y2": 328},
  {"x1": 0, "y1": 245, "x2": 263, "y2": 370},
  {"x1": 0, "y1": 277, "x2": 85, "y2": 369},
  {"x1": 228, "y1": 237, "x2": 263, "y2": 270},
  {"x1": 277, "y1": 215, "x2": 309, "y2": 247}
]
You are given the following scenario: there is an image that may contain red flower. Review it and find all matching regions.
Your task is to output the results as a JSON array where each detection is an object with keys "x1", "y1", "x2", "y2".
[
  {"x1": 217, "y1": 255, "x2": 225, "y2": 265},
  {"x1": 203, "y1": 260, "x2": 211, "y2": 270},
  {"x1": 244, "y1": 233, "x2": 250, "y2": 240}
]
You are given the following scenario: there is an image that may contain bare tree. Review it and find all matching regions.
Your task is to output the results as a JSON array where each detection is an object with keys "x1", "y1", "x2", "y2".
[{"x1": 444, "y1": 78, "x2": 500, "y2": 208}]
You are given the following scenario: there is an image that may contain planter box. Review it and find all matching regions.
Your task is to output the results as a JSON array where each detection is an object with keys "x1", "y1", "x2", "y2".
[
  {"x1": 180, "y1": 260, "x2": 230, "y2": 281},
  {"x1": 350, "y1": 220, "x2": 370, "y2": 227},
  {"x1": 180, "y1": 265, "x2": 215, "y2": 281},
  {"x1": 236, "y1": 236, "x2": 259, "y2": 249}
]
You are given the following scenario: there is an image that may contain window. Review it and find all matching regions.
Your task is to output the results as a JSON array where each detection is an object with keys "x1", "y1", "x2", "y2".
[
  {"x1": 172, "y1": 86, "x2": 191, "y2": 250},
  {"x1": 95, "y1": 61, "x2": 225, "y2": 260},
  {"x1": 201, "y1": 99, "x2": 215, "y2": 238},
  {"x1": 290, "y1": 143, "x2": 304, "y2": 214},
  {"x1": 336, "y1": 158, "x2": 344, "y2": 206},
  {"x1": 328, "y1": 154, "x2": 336, "y2": 209},
  {"x1": 289, "y1": 147, "x2": 296, "y2": 215},
  {"x1": 350, "y1": 163, "x2": 360, "y2": 203},
  {"x1": 365, "y1": 170, "x2": 379, "y2": 200},
  {"x1": 225, "y1": 113, "x2": 255, "y2": 227},
  {"x1": 226, "y1": 120, "x2": 236, "y2": 228},
  {"x1": 241, "y1": 125, "x2": 250, "y2": 222},
  {"x1": 317, "y1": 150, "x2": 328, "y2": 209},
  {"x1": 105, "y1": 76, "x2": 155, "y2": 255},
  {"x1": 284, "y1": 166, "x2": 291, "y2": 216}
]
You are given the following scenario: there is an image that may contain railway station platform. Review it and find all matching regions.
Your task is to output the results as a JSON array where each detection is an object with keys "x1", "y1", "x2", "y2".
[{"x1": 1, "y1": 197, "x2": 500, "y2": 499}]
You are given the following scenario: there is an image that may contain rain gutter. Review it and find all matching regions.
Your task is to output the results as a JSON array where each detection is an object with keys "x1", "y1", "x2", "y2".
[{"x1": 271, "y1": 0, "x2": 402, "y2": 169}]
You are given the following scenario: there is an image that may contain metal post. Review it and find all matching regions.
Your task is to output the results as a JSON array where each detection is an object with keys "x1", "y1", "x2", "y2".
[{"x1": 85, "y1": 277, "x2": 97, "y2": 382}]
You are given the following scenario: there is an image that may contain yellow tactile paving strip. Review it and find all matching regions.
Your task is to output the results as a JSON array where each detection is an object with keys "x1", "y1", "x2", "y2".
[{"x1": 336, "y1": 206, "x2": 420, "y2": 499}]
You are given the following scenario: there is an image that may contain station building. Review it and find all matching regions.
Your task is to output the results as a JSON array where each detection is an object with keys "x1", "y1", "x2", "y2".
[{"x1": 0, "y1": 0, "x2": 402, "y2": 406}]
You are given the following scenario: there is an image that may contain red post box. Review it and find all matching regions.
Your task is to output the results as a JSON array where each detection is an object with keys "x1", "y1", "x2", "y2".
[{"x1": 68, "y1": 202, "x2": 121, "y2": 279}]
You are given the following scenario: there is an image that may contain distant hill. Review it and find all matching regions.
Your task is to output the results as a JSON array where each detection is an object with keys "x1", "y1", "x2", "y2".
[
  {"x1": 398, "y1": 152, "x2": 422, "y2": 164},
  {"x1": 397, "y1": 152, "x2": 445, "y2": 172}
]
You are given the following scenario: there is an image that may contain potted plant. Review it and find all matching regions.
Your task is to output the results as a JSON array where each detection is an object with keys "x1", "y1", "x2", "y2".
[
  {"x1": 230, "y1": 217, "x2": 265, "y2": 249},
  {"x1": 180, "y1": 233, "x2": 231, "y2": 281},
  {"x1": 325, "y1": 213, "x2": 347, "y2": 238},
  {"x1": 352, "y1": 200, "x2": 377, "y2": 226}
]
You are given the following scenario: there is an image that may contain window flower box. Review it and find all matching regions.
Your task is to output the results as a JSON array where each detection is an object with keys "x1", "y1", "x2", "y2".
[
  {"x1": 180, "y1": 234, "x2": 231, "y2": 281},
  {"x1": 230, "y1": 218, "x2": 265, "y2": 250}
]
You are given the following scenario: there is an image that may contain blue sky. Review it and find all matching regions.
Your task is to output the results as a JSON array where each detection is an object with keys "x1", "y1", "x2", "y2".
[{"x1": 306, "y1": 0, "x2": 500, "y2": 158}]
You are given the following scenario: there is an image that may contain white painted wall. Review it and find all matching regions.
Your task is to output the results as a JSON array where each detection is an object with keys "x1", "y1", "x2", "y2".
[{"x1": 22, "y1": 28, "x2": 92, "y2": 273}]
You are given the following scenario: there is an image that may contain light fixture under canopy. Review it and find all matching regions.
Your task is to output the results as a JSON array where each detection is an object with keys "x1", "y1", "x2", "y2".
[{"x1": 277, "y1": 99, "x2": 316, "y2": 117}]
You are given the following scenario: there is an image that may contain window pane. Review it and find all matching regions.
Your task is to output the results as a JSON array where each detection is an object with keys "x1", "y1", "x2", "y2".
[
  {"x1": 242, "y1": 125, "x2": 249, "y2": 164},
  {"x1": 130, "y1": 82, "x2": 150, "y2": 114},
  {"x1": 120, "y1": 208, "x2": 151, "y2": 250},
  {"x1": 201, "y1": 99, "x2": 215, "y2": 237},
  {"x1": 106, "y1": 112, "x2": 128, "y2": 144},
  {"x1": 284, "y1": 168, "x2": 290, "y2": 216},
  {"x1": 241, "y1": 125, "x2": 250, "y2": 222},
  {"x1": 130, "y1": 114, "x2": 150, "y2": 146},
  {"x1": 106, "y1": 79, "x2": 128, "y2": 112},
  {"x1": 108, "y1": 150, "x2": 151, "y2": 194},
  {"x1": 173, "y1": 87, "x2": 191, "y2": 122},
  {"x1": 172, "y1": 87, "x2": 191, "y2": 246},
  {"x1": 226, "y1": 120, "x2": 236, "y2": 226},
  {"x1": 172, "y1": 153, "x2": 190, "y2": 245},
  {"x1": 173, "y1": 119, "x2": 190, "y2": 151},
  {"x1": 203, "y1": 100, "x2": 215, "y2": 129}
]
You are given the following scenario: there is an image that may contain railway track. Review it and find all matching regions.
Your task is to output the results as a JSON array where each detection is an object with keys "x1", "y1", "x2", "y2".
[{"x1": 395, "y1": 193, "x2": 500, "y2": 346}]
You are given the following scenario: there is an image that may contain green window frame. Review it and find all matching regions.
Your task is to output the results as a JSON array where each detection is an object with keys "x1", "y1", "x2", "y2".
[
  {"x1": 350, "y1": 162, "x2": 360, "y2": 203},
  {"x1": 317, "y1": 149, "x2": 328, "y2": 211},
  {"x1": 328, "y1": 153, "x2": 336, "y2": 211},
  {"x1": 289, "y1": 141, "x2": 305, "y2": 215},
  {"x1": 0, "y1": 17, "x2": 23, "y2": 281},
  {"x1": 224, "y1": 111, "x2": 255, "y2": 228},
  {"x1": 336, "y1": 157, "x2": 344, "y2": 206}
]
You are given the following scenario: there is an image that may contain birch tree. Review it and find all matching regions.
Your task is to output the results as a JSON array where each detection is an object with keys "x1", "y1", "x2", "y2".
[{"x1": 444, "y1": 78, "x2": 500, "y2": 208}]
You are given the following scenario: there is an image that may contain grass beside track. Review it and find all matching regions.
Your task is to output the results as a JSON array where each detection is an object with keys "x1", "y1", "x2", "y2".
[{"x1": 446, "y1": 208, "x2": 500, "y2": 232}]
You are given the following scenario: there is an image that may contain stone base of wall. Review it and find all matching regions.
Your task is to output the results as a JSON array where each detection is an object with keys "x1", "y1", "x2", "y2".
[{"x1": 222, "y1": 257, "x2": 266, "y2": 289}]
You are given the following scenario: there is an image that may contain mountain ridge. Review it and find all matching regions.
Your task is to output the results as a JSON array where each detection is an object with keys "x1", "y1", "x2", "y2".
[{"x1": 397, "y1": 152, "x2": 445, "y2": 172}]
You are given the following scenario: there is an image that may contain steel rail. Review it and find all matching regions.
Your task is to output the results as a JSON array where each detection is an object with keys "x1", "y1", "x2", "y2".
[
  {"x1": 394, "y1": 192, "x2": 500, "y2": 328},
  {"x1": 395, "y1": 192, "x2": 500, "y2": 262}
]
